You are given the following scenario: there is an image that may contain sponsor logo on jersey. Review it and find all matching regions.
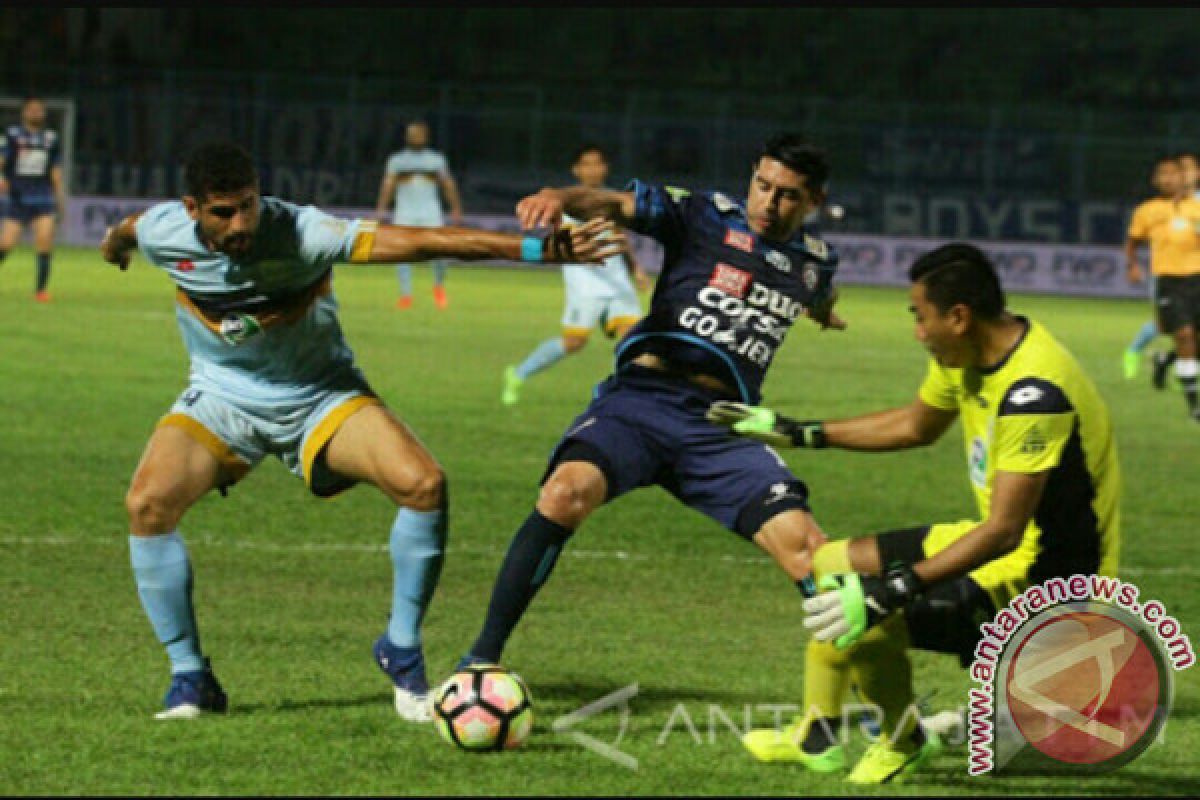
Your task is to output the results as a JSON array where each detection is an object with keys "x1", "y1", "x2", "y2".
[
  {"x1": 802, "y1": 263, "x2": 819, "y2": 290},
  {"x1": 724, "y1": 228, "x2": 755, "y2": 252},
  {"x1": 765, "y1": 250, "x2": 792, "y2": 273},
  {"x1": 709, "y1": 263, "x2": 753, "y2": 298},
  {"x1": 177, "y1": 259, "x2": 195, "y2": 272}
]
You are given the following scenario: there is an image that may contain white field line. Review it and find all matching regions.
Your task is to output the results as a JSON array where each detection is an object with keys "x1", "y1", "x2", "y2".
[{"x1": 0, "y1": 534, "x2": 1193, "y2": 576}]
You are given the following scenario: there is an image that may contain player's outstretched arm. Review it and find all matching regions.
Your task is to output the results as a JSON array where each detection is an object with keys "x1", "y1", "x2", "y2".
[
  {"x1": 353, "y1": 217, "x2": 623, "y2": 265},
  {"x1": 708, "y1": 397, "x2": 956, "y2": 451},
  {"x1": 516, "y1": 186, "x2": 637, "y2": 230},
  {"x1": 100, "y1": 212, "x2": 142, "y2": 270}
]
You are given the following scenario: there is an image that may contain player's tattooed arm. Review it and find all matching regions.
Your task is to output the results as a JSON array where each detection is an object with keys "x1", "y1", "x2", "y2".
[
  {"x1": 516, "y1": 186, "x2": 637, "y2": 230},
  {"x1": 100, "y1": 212, "x2": 142, "y2": 270},
  {"x1": 358, "y1": 218, "x2": 624, "y2": 265}
]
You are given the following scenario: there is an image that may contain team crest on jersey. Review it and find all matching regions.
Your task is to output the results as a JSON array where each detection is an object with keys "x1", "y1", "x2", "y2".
[
  {"x1": 802, "y1": 263, "x2": 819, "y2": 291},
  {"x1": 711, "y1": 193, "x2": 738, "y2": 213},
  {"x1": 709, "y1": 263, "x2": 752, "y2": 298},
  {"x1": 803, "y1": 234, "x2": 829, "y2": 260},
  {"x1": 765, "y1": 250, "x2": 792, "y2": 273},
  {"x1": 724, "y1": 228, "x2": 755, "y2": 252}
]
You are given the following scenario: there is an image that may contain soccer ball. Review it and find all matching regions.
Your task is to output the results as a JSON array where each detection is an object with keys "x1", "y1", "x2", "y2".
[{"x1": 431, "y1": 665, "x2": 534, "y2": 751}]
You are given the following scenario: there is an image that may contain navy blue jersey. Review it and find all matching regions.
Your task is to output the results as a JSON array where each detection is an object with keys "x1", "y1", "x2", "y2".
[
  {"x1": 615, "y1": 180, "x2": 838, "y2": 404},
  {"x1": 1, "y1": 125, "x2": 60, "y2": 203}
]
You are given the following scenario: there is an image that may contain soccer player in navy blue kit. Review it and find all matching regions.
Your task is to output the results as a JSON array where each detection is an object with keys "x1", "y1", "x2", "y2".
[
  {"x1": 460, "y1": 134, "x2": 845, "y2": 668},
  {"x1": 0, "y1": 97, "x2": 65, "y2": 302}
]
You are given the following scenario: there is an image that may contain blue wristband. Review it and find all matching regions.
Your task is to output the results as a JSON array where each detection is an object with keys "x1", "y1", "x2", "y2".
[{"x1": 521, "y1": 236, "x2": 543, "y2": 263}]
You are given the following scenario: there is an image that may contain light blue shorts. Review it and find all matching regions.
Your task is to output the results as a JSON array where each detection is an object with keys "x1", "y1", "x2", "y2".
[
  {"x1": 158, "y1": 370, "x2": 379, "y2": 497},
  {"x1": 561, "y1": 290, "x2": 642, "y2": 337}
]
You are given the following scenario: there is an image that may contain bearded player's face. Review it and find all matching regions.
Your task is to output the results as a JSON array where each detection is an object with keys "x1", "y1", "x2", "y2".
[
  {"x1": 185, "y1": 187, "x2": 262, "y2": 259},
  {"x1": 745, "y1": 157, "x2": 821, "y2": 241}
]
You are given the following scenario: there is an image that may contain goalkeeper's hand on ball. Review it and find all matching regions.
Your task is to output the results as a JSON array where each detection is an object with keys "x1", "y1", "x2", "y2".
[
  {"x1": 801, "y1": 566, "x2": 923, "y2": 649},
  {"x1": 705, "y1": 401, "x2": 826, "y2": 448}
]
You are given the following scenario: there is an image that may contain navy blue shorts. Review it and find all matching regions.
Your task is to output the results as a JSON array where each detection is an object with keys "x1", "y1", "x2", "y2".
[
  {"x1": 542, "y1": 366, "x2": 811, "y2": 539},
  {"x1": 2, "y1": 195, "x2": 56, "y2": 224}
]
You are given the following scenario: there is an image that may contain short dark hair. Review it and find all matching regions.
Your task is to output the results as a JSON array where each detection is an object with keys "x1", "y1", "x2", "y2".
[
  {"x1": 909, "y1": 243, "x2": 1006, "y2": 320},
  {"x1": 572, "y1": 142, "x2": 606, "y2": 165},
  {"x1": 1154, "y1": 153, "x2": 1180, "y2": 170},
  {"x1": 184, "y1": 141, "x2": 258, "y2": 200},
  {"x1": 758, "y1": 133, "x2": 830, "y2": 193}
]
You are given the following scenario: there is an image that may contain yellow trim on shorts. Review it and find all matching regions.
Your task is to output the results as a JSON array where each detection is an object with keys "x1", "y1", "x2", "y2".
[
  {"x1": 561, "y1": 326, "x2": 594, "y2": 339},
  {"x1": 300, "y1": 395, "x2": 382, "y2": 488},
  {"x1": 604, "y1": 315, "x2": 641, "y2": 335},
  {"x1": 157, "y1": 413, "x2": 252, "y2": 483},
  {"x1": 349, "y1": 220, "x2": 379, "y2": 263}
]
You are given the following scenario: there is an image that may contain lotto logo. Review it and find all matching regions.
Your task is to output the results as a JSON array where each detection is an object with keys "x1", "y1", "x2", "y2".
[
  {"x1": 709, "y1": 263, "x2": 752, "y2": 298},
  {"x1": 724, "y1": 229, "x2": 755, "y2": 252}
]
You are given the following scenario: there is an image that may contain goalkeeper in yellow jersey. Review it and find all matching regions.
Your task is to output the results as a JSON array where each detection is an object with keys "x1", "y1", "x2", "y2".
[{"x1": 707, "y1": 242, "x2": 1120, "y2": 784}]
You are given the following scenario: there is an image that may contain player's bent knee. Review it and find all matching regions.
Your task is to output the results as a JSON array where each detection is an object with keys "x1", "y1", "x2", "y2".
[
  {"x1": 125, "y1": 485, "x2": 187, "y2": 534},
  {"x1": 389, "y1": 466, "x2": 446, "y2": 511},
  {"x1": 563, "y1": 336, "x2": 589, "y2": 354},
  {"x1": 537, "y1": 471, "x2": 601, "y2": 527}
]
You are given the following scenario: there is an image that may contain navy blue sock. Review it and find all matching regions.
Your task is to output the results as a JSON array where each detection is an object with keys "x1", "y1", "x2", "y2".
[
  {"x1": 467, "y1": 509, "x2": 573, "y2": 663},
  {"x1": 36, "y1": 253, "x2": 51, "y2": 292}
]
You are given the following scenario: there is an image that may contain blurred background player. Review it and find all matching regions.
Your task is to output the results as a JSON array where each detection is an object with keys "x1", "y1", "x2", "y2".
[
  {"x1": 375, "y1": 120, "x2": 464, "y2": 310},
  {"x1": 714, "y1": 243, "x2": 1120, "y2": 783},
  {"x1": 0, "y1": 96, "x2": 66, "y2": 302},
  {"x1": 1122, "y1": 152, "x2": 1197, "y2": 381},
  {"x1": 1125, "y1": 154, "x2": 1200, "y2": 420},
  {"x1": 99, "y1": 141, "x2": 618, "y2": 722},
  {"x1": 502, "y1": 144, "x2": 650, "y2": 406}
]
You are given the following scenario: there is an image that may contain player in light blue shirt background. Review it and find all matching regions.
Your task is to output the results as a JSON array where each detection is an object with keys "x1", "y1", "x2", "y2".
[
  {"x1": 502, "y1": 144, "x2": 649, "y2": 406},
  {"x1": 375, "y1": 120, "x2": 464, "y2": 310},
  {"x1": 100, "y1": 141, "x2": 619, "y2": 723}
]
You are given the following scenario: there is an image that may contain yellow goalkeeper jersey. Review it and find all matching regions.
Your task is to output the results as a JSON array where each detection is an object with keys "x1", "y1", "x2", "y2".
[{"x1": 918, "y1": 317, "x2": 1120, "y2": 598}]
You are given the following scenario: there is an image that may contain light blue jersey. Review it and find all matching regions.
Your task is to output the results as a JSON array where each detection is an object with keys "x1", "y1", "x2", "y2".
[
  {"x1": 135, "y1": 197, "x2": 366, "y2": 406},
  {"x1": 386, "y1": 148, "x2": 449, "y2": 225}
]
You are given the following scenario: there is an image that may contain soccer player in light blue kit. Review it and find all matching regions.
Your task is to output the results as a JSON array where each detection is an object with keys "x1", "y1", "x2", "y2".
[
  {"x1": 502, "y1": 144, "x2": 649, "y2": 405},
  {"x1": 100, "y1": 142, "x2": 618, "y2": 721},
  {"x1": 375, "y1": 120, "x2": 464, "y2": 310}
]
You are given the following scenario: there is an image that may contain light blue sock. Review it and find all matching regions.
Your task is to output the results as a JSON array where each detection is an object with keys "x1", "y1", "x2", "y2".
[
  {"x1": 515, "y1": 337, "x2": 568, "y2": 381},
  {"x1": 129, "y1": 532, "x2": 205, "y2": 674},
  {"x1": 387, "y1": 507, "x2": 448, "y2": 648},
  {"x1": 397, "y1": 263, "x2": 413, "y2": 297},
  {"x1": 1128, "y1": 321, "x2": 1158, "y2": 353},
  {"x1": 432, "y1": 259, "x2": 447, "y2": 287}
]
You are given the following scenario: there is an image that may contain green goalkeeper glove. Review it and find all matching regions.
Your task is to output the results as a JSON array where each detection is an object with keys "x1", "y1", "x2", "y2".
[
  {"x1": 705, "y1": 401, "x2": 827, "y2": 448},
  {"x1": 802, "y1": 566, "x2": 924, "y2": 649}
]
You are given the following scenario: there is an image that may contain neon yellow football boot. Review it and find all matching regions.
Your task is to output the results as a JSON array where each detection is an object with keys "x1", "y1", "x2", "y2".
[
  {"x1": 845, "y1": 730, "x2": 942, "y2": 785},
  {"x1": 741, "y1": 719, "x2": 846, "y2": 772},
  {"x1": 502, "y1": 365, "x2": 524, "y2": 406}
]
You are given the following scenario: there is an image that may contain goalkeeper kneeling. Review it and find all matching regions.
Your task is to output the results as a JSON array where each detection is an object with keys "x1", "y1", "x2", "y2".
[{"x1": 706, "y1": 243, "x2": 1120, "y2": 784}]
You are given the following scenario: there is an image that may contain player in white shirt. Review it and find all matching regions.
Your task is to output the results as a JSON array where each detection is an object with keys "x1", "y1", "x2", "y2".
[
  {"x1": 376, "y1": 120, "x2": 464, "y2": 309},
  {"x1": 502, "y1": 144, "x2": 649, "y2": 405}
]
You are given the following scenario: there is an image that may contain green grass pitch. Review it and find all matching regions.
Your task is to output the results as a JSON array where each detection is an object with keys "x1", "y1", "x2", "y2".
[{"x1": 0, "y1": 245, "x2": 1196, "y2": 795}]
